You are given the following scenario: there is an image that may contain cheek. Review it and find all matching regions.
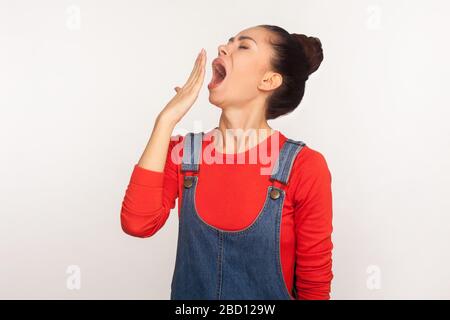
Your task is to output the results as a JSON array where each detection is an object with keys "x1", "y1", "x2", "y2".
[
  {"x1": 229, "y1": 61, "x2": 261, "y2": 88},
  {"x1": 233, "y1": 59, "x2": 257, "y2": 76}
]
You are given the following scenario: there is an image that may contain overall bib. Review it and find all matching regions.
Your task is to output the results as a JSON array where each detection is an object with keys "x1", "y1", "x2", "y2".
[{"x1": 170, "y1": 131, "x2": 306, "y2": 300}]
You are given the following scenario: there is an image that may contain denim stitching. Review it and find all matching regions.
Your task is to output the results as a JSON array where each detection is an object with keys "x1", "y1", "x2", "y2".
[
  {"x1": 273, "y1": 191, "x2": 295, "y2": 300},
  {"x1": 216, "y1": 231, "x2": 224, "y2": 299}
]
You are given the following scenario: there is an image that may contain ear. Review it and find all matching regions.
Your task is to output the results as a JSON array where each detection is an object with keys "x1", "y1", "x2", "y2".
[{"x1": 258, "y1": 71, "x2": 283, "y2": 92}]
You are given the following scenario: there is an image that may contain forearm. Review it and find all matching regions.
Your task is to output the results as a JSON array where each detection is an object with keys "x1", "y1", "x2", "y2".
[
  {"x1": 121, "y1": 114, "x2": 180, "y2": 238},
  {"x1": 137, "y1": 113, "x2": 177, "y2": 172}
]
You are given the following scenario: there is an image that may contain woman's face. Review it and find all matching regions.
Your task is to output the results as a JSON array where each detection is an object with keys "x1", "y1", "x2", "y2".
[{"x1": 208, "y1": 26, "x2": 282, "y2": 109}]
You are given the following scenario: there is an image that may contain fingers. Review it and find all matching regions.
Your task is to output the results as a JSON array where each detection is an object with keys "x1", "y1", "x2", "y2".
[
  {"x1": 183, "y1": 49, "x2": 204, "y2": 89},
  {"x1": 191, "y1": 53, "x2": 206, "y2": 91},
  {"x1": 184, "y1": 49, "x2": 206, "y2": 91},
  {"x1": 186, "y1": 49, "x2": 204, "y2": 87}
]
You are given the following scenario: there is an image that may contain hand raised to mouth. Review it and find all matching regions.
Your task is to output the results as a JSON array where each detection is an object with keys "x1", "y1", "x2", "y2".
[{"x1": 159, "y1": 48, "x2": 207, "y2": 126}]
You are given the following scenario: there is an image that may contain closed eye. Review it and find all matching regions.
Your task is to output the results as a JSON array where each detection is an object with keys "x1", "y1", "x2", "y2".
[{"x1": 239, "y1": 46, "x2": 249, "y2": 49}]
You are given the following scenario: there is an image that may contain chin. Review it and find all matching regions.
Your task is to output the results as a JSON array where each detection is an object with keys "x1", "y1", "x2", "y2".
[{"x1": 208, "y1": 92, "x2": 226, "y2": 109}]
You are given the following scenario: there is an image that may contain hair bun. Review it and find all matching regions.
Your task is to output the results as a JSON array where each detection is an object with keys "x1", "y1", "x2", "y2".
[{"x1": 291, "y1": 33, "x2": 323, "y2": 75}]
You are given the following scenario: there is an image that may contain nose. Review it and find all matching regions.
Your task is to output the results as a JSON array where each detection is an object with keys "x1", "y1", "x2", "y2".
[{"x1": 217, "y1": 44, "x2": 228, "y2": 56}]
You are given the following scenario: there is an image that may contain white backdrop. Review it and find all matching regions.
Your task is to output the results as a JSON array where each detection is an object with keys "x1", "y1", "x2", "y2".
[{"x1": 1, "y1": 0, "x2": 449, "y2": 299}]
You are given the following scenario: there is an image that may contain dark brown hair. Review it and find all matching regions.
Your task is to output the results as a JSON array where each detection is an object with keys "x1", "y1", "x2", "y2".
[{"x1": 258, "y1": 25, "x2": 324, "y2": 120}]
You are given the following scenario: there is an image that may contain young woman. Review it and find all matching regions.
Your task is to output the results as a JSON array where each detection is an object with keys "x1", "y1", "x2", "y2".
[{"x1": 121, "y1": 25, "x2": 333, "y2": 300}]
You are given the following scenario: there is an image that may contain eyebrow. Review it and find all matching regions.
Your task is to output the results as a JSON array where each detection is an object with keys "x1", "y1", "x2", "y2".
[{"x1": 228, "y1": 35, "x2": 257, "y2": 45}]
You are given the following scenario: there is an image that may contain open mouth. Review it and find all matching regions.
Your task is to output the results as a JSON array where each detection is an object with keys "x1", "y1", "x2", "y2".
[{"x1": 208, "y1": 60, "x2": 227, "y2": 90}]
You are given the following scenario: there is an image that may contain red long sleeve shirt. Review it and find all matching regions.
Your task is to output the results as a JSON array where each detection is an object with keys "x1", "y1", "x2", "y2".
[{"x1": 121, "y1": 129, "x2": 334, "y2": 300}]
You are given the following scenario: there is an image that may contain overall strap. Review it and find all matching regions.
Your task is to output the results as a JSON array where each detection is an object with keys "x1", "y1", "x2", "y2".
[
  {"x1": 269, "y1": 139, "x2": 306, "y2": 185},
  {"x1": 181, "y1": 132, "x2": 204, "y2": 173}
]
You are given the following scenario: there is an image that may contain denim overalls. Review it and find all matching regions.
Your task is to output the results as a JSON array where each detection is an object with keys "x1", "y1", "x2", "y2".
[{"x1": 170, "y1": 131, "x2": 306, "y2": 300}]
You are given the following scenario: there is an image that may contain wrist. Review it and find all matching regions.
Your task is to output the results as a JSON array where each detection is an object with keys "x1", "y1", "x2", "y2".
[{"x1": 156, "y1": 112, "x2": 178, "y2": 128}]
